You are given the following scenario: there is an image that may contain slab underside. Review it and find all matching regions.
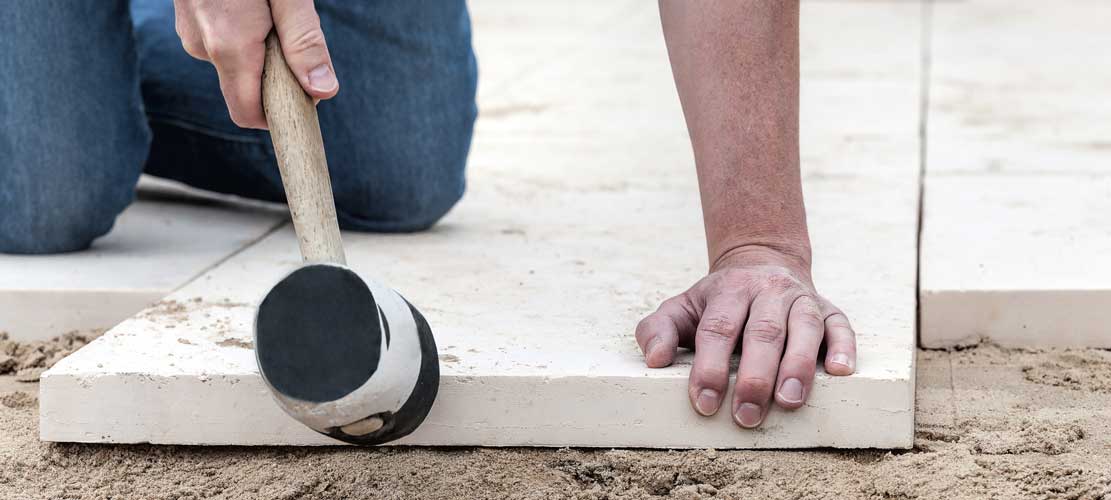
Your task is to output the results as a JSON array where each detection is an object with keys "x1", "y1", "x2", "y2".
[
  {"x1": 0, "y1": 178, "x2": 284, "y2": 342},
  {"x1": 41, "y1": 1, "x2": 918, "y2": 448},
  {"x1": 920, "y1": 0, "x2": 1111, "y2": 348}
]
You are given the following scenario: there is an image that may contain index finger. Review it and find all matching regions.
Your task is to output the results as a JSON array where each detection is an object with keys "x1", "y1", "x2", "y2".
[
  {"x1": 688, "y1": 291, "x2": 752, "y2": 417},
  {"x1": 207, "y1": 35, "x2": 268, "y2": 128}
]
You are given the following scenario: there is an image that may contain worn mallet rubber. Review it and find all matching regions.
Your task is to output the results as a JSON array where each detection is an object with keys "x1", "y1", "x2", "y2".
[{"x1": 255, "y1": 31, "x2": 439, "y2": 445}]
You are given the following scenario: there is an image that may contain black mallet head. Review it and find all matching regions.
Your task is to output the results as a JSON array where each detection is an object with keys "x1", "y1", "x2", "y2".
[{"x1": 254, "y1": 263, "x2": 439, "y2": 445}]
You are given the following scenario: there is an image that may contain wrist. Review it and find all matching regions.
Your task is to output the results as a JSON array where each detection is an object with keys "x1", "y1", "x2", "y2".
[{"x1": 710, "y1": 240, "x2": 813, "y2": 275}]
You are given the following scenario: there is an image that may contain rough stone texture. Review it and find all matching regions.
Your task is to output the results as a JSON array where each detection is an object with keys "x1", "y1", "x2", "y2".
[
  {"x1": 40, "y1": 1, "x2": 919, "y2": 448},
  {"x1": 0, "y1": 178, "x2": 285, "y2": 342},
  {"x1": 920, "y1": 0, "x2": 1111, "y2": 348}
]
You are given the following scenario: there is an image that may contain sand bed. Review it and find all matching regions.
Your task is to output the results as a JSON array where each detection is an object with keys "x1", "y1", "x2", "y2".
[{"x1": 3, "y1": 338, "x2": 1111, "y2": 499}]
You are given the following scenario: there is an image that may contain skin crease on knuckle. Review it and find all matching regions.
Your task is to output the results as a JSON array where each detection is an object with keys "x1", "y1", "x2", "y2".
[
  {"x1": 201, "y1": 32, "x2": 253, "y2": 66},
  {"x1": 781, "y1": 351, "x2": 817, "y2": 367},
  {"x1": 792, "y1": 298, "x2": 825, "y2": 330},
  {"x1": 743, "y1": 318, "x2": 786, "y2": 345},
  {"x1": 826, "y1": 311, "x2": 852, "y2": 331},
  {"x1": 697, "y1": 314, "x2": 741, "y2": 343},
  {"x1": 282, "y1": 24, "x2": 327, "y2": 55}
]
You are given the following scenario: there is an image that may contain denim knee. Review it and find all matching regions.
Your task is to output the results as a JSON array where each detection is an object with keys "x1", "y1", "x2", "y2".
[
  {"x1": 0, "y1": 0, "x2": 147, "y2": 254},
  {"x1": 326, "y1": 91, "x2": 476, "y2": 233},
  {"x1": 308, "y1": 0, "x2": 476, "y2": 232},
  {"x1": 0, "y1": 180, "x2": 135, "y2": 254},
  {"x1": 332, "y1": 150, "x2": 469, "y2": 233}
]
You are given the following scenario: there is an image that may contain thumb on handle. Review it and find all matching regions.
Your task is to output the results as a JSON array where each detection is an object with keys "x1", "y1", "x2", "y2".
[{"x1": 262, "y1": 31, "x2": 346, "y2": 265}]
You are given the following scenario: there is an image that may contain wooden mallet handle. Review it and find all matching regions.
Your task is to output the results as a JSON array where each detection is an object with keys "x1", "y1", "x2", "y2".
[{"x1": 261, "y1": 31, "x2": 346, "y2": 265}]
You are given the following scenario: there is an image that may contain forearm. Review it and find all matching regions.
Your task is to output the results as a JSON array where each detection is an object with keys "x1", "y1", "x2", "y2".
[{"x1": 659, "y1": 0, "x2": 810, "y2": 269}]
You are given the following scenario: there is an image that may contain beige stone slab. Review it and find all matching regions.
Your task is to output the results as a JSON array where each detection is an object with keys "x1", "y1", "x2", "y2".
[
  {"x1": 41, "y1": 1, "x2": 920, "y2": 448},
  {"x1": 474, "y1": 1, "x2": 923, "y2": 182},
  {"x1": 921, "y1": 0, "x2": 1111, "y2": 348},
  {"x1": 928, "y1": 0, "x2": 1111, "y2": 175},
  {"x1": 920, "y1": 175, "x2": 1111, "y2": 348},
  {"x1": 0, "y1": 182, "x2": 285, "y2": 341},
  {"x1": 468, "y1": 0, "x2": 641, "y2": 101},
  {"x1": 41, "y1": 175, "x2": 916, "y2": 448}
]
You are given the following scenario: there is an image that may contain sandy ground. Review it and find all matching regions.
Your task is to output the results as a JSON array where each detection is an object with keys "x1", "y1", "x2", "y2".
[{"x1": 2, "y1": 340, "x2": 1110, "y2": 500}]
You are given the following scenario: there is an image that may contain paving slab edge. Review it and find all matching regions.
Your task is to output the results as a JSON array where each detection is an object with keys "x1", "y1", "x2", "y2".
[
  {"x1": 40, "y1": 369, "x2": 913, "y2": 449},
  {"x1": 920, "y1": 289, "x2": 1111, "y2": 349}
]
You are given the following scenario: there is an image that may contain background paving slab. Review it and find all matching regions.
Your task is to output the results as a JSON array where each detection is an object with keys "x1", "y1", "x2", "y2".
[
  {"x1": 0, "y1": 178, "x2": 285, "y2": 342},
  {"x1": 41, "y1": 1, "x2": 920, "y2": 448},
  {"x1": 921, "y1": 175, "x2": 1111, "y2": 348},
  {"x1": 920, "y1": 0, "x2": 1111, "y2": 348},
  {"x1": 925, "y1": 0, "x2": 1111, "y2": 176}
]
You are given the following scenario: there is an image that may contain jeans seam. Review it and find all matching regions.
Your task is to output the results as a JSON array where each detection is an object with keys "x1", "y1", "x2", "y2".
[{"x1": 147, "y1": 113, "x2": 267, "y2": 145}]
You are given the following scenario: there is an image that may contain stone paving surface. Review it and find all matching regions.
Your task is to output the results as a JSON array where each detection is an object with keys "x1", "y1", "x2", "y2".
[
  {"x1": 920, "y1": 0, "x2": 1111, "y2": 348},
  {"x1": 38, "y1": 0, "x2": 921, "y2": 447},
  {"x1": 15, "y1": 0, "x2": 1105, "y2": 447},
  {"x1": 0, "y1": 178, "x2": 285, "y2": 342}
]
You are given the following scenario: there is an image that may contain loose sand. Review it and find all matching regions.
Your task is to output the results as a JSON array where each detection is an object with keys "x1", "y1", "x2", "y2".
[
  {"x1": 1, "y1": 338, "x2": 1109, "y2": 499},
  {"x1": 0, "y1": 331, "x2": 102, "y2": 383}
]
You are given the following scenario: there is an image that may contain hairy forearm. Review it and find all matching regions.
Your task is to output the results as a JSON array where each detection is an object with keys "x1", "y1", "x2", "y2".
[{"x1": 659, "y1": 0, "x2": 810, "y2": 269}]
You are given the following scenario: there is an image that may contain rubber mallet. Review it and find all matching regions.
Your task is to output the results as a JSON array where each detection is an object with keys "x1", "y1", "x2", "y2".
[{"x1": 254, "y1": 31, "x2": 439, "y2": 445}]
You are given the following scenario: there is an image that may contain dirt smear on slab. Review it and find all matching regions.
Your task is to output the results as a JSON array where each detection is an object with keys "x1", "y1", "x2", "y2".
[{"x1": 2, "y1": 342, "x2": 1111, "y2": 499}]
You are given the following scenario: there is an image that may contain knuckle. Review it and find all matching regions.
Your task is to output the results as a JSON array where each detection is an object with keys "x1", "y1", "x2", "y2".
[
  {"x1": 664, "y1": 293, "x2": 692, "y2": 308},
  {"x1": 228, "y1": 112, "x2": 249, "y2": 128},
  {"x1": 698, "y1": 314, "x2": 741, "y2": 341},
  {"x1": 826, "y1": 312, "x2": 853, "y2": 330},
  {"x1": 745, "y1": 319, "x2": 786, "y2": 345},
  {"x1": 714, "y1": 271, "x2": 758, "y2": 298},
  {"x1": 660, "y1": 295, "x2": 692, "y2": 315},
  {"x1": 283, "y1": 25, "x2": 327, "y2": 55},
  {"x1": 205, "y1": 41, "x2": 233, "y2": 61},
  {"x1": 793, "y1": 295, "x2": 821, "y2": 314},
  {"x1": 781, "y1": 351, "x2": 818, "y2": 370},
  {"x1": 737, "y1": 376, "x2": 775, "y2": 396},
  {"x1": 204, "y1": 36, "x2": 246, "y2": 63},
  {"x1": 703, "y1": 276, "x2": 754, "y2": 305},
  {"x1": 795, "y1": 309, "x2": 825, "y2": 332},
  {"x1": 763, "y1": 273, "x2": 800, "y2": 294},
  {"x1": 792, "y1": 295, "x2": 822, "y2": 320},
  {"x1": 181, "y1": 39, "x2": 206, "y2": 59}
]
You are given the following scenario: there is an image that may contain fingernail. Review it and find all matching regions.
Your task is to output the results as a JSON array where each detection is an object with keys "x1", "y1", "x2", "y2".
[
  {"x1": 830, "y1": 352, "x2": 853, "y2": 369},
  {"x1": 695, "y1": 389, "x2": 720, "y2": 416},
  {"x1": 735, "y1": 403, "x2": 763, "y2": 428},
  {"x1": 308, "y1": 65, "x2": 337, "y2": 93},
  {"x1": 778, "y1": 378, "x2": 804, "y2": 404}
]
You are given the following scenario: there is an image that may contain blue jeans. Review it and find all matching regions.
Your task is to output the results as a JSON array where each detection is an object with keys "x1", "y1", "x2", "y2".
[{"x1": 0, "y1": 0, "x2": 477, "y2": 254}]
